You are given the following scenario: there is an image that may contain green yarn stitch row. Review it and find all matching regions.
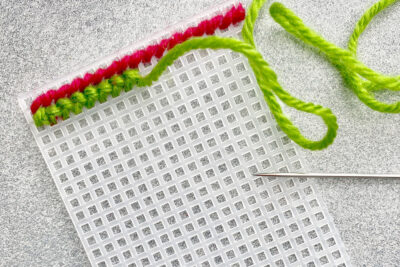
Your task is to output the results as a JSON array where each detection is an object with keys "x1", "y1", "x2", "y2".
[
  {"x1": 34, "y1": 0, "x2": 399, "y2": 151},
  {"x1": 33, "y1": 69, "x2": 150, "y2": 126}
]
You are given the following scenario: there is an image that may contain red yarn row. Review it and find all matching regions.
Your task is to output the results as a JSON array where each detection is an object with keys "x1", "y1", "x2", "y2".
[{"x1": 31, "y1": 4, "x2": 246, "y2": 114}]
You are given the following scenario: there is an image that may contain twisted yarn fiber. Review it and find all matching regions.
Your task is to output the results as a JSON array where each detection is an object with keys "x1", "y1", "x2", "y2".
[
  {"x1": 270, "y1": 0, "x2": 400, "y2": 113},
  {"x1": 33, "y1": 0, "x2": 398, "y2": 151}
]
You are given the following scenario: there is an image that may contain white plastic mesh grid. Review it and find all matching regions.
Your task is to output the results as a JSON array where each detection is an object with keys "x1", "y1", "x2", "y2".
[{"x1": 19, "y1": 2, "x2": 351, "y2": 267}]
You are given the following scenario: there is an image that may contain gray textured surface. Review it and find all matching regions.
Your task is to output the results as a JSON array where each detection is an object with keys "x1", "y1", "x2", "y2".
[{"x1": 0, "y1": 0, "x2": 399, "y2": 266}]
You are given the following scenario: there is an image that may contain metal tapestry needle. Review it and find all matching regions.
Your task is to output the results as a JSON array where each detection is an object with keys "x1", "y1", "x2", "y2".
[{"x1": 252, "y1": 172, "x2": 400, "y2": 179}]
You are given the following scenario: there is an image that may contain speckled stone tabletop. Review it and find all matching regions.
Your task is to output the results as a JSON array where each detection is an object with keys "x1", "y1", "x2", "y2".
[{"x1": 1, "y1": 0, "x2": 399, "y2": 266}]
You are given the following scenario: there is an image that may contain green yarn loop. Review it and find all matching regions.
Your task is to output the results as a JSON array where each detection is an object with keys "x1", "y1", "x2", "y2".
[{"x1": 33, "y1": 0, "x2": 399, "y2": 151}]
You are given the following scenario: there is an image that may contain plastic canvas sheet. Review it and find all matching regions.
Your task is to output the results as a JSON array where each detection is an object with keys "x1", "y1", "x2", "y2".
[{"x1": 19, "y1": 1, "x2": 350, "y2": 266}]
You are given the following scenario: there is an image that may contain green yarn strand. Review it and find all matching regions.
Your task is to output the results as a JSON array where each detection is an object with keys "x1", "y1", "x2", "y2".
[
  {"x1": 348, "y1": 0, "x2": 397, "y2": 55},
  {"x1": 149, "y1": 36, "x2": 338, "y2": 150},
  {"x1": 269, "y1": 0, "x2": 400, "y2": 113},
  {"x1": 242, "y1": 0, "x2": 268, "y2": 47}
]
